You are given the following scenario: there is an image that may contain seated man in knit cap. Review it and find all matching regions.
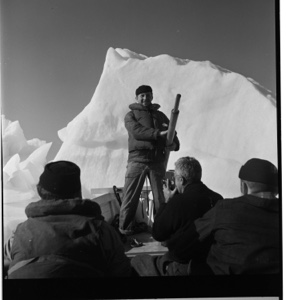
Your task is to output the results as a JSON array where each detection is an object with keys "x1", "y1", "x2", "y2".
[
  {"x1": 135, "y1": 157, "x2": 280, "y2": 276},
  {"x1": 4, "y1": 161, "x2": 132, "y2": 278},
  {"x1": 131, "y1": 156, "x2": 223, "y2": 276}
]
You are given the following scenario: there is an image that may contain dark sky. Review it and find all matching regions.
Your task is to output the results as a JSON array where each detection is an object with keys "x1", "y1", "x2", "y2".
[{"x1": 1, "y1": 0, "x2": 278, "y2": 159}]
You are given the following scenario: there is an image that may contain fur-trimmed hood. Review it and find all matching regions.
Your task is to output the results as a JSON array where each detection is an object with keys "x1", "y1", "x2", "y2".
[
  {"x1": 25, "y1": 198, "x2": 104, "y2": 219},
  {"x1": 129, "y1": 103, "x2": 160, "y2": 111}
]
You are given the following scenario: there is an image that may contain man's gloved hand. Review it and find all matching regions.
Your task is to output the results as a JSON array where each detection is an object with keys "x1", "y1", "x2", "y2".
[
  {"x1": 158, "y1": 123, "x2": 169, "y2": 137},
  {"x1": 165, "y1": 142, "x2": 177, "y2": 151},
  {"x1": 159, "y1": 130, "x2": 168, "y2": 137}
]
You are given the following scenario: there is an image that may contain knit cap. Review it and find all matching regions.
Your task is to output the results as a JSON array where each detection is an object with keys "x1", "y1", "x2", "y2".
[
  {"x1": 39, "y1": 161, "x2": 81, "y2": 197},
  {"x1": 135, "y1": 85, "x2": 152, "y2": 96},
  {"x1": 238, "y1": 158, "x2": 278, "y2": 187}
]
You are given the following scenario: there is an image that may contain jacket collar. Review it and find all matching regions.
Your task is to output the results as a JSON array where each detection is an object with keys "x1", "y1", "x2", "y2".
[
  {"x1": 129, "y1": 103, "x2": 160, "y2": 111},
  {"x1": 235, "y1": 194, "x2": 281, "y2": 212},
  {"x1": 25, "y1": 198, "x2": 104, "y2": 219},
  {"x1": 183, "y1": 181, "x2": 204, "y2": 193}
]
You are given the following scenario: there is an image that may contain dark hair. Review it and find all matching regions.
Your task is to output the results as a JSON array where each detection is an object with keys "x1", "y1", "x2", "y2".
[{"x1": 37, "y1": 183, "x2": 82, "y2": 200}]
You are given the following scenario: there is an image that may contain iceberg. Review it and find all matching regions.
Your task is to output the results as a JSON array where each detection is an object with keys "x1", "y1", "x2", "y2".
[
  {"x1": 2, "y1": 115, "x2": 52, "y2": 242},
  {"x1": 55, "y1": 47, "x2": 277, "y2": 199}
]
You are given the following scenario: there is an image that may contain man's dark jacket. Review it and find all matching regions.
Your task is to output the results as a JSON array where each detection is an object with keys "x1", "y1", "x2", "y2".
[
  {"x1": 152, "y1": 182, "x2": 223, "y2": 263},
  {"x1": 125, "y1": 103, "x2": 179, "y2": 163},
  {"x1": 8, "y1": 199, "x2": 132, "y2": 278},
  {"x1": 170, "y1": 194, "x2": 281, "y2": 274}
]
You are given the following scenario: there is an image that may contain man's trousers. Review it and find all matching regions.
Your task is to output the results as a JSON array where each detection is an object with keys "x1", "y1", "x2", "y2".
[{"x1": 119, "y1": 161, "x2": 165, "y2": 233}]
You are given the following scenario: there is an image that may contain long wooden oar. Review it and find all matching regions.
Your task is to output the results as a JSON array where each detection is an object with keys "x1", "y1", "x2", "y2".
[{"x1": 164, "y1": 94, "x2": 181, "y2": 171}]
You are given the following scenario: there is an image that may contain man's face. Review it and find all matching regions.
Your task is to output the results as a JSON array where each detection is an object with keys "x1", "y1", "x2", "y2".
[
  {"x1": 174, "y1": 169, "x2": 184, "y2": 194},
  {"x1": 240, "y1": 180, "x2": 248, "y2": 195},
  {"x1": 136, "y1": 92, "x2": 153, "y2": 107}
]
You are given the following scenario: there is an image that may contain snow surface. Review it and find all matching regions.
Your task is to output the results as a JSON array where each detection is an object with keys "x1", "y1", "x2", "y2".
[
  {"x1": 2, "y1": 47, "x2": 278, "y2": 242},
  {"x1": 2, "y1": 115, "x2": 52, "y2": 242}
]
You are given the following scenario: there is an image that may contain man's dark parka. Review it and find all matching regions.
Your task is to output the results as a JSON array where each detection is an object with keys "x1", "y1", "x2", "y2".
[
  {"x1": 170, "y1": 194, "x2": 281, "y2": 274},
  {"x1": 8, "y1": 198, "x2": 132, "y2": 278},
  {"x1": 152, "y1": 182, "x2": 223, "y2": 263},
  {"x1": 125, "y1": 103, "x2": 179, "y2": 163}
]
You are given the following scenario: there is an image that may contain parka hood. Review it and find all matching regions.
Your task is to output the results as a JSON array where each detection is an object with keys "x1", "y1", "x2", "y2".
[{"x1": 25, "y1": 198, "x2": 104, "y2": 219}]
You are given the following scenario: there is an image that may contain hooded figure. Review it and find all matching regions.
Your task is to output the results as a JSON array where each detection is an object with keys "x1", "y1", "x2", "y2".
[{"x1": 4, "y1": 161, "x2": 132, "y2": 278}]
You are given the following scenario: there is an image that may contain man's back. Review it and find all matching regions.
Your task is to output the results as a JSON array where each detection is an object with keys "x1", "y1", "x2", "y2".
[
  {"x1": 8, "y1": 199, "x2": 131, "y2": 278},
  {"x1": 153, "y1": 182, "x2": 222, "y2": 262},
  {"x1": 198, "y1": 195, "x2": 281, "y2": 274}
]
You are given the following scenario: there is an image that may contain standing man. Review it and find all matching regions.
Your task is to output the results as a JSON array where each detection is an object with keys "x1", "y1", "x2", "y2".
[{"x1": 119, "y1": 85, "x2": 180, "y2": 236}]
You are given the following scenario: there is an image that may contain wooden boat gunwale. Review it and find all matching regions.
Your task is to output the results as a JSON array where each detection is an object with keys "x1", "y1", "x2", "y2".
[{"x1": 91, "y1": 186, "x2": 168, "y2": 257}]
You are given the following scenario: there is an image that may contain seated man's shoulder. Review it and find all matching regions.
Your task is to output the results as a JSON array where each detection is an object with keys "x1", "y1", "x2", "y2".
[
  {"x1": 200, "y1": 184, "x2": 222, "y2": 202},
  {"x1": 209, "y1": 189, "x2": 223, "y2": 200},
  {"x1": 99, "y1": 220, "x2": 123, "y2": 240},
  {"x1": 214, "y1": 195, "x2": 245, "y2": 209}
]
